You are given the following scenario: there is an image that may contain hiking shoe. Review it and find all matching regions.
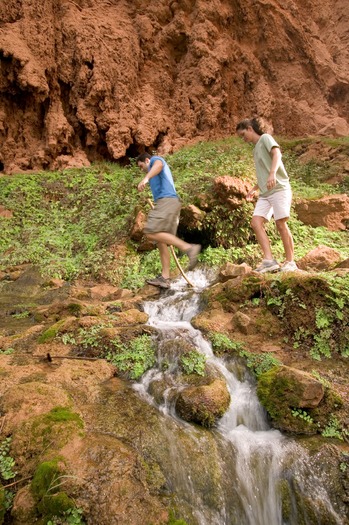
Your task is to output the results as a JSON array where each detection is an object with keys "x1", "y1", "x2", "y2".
[
  {"x1": 254, "y1": 259, "x2": 280, "y2": 273},
  {"x1": 146, "y1": 275, "x2": 171, "y2": 289},
  {"x1": 280, "y1": 261, "x2": 298, "y2": 272},
  {"x1": 186, "y1": 244, "x2": 202, "y2": 271}
]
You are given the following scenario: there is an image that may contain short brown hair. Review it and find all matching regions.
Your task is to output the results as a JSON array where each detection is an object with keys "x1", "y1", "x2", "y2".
[{"x1": 136, "y1": 152, "x2": 151, "y2": 163}]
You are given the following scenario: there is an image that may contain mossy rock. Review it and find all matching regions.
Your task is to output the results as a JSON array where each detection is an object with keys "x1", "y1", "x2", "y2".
[
  {"x1": 200, "y1": 274, "x2": 263, "y2": 313},
  {"x1": 38, "y1": 492, "x2": 74, "y2": 521},
  {"x1": 31, "y1": 460, "x2": 75, "y2": 523},
  {"x1": 257, "y1": 366, "x2": 324, "y2": 433},
  {"x1": 175, "y1": 378, "x2": 231, "y2": 427},
  {"x1": 31, "y1": 460, "x2": 62, "y2": 500},
  {"x1": 263, "y1": 273, "x2": 349, "y2": 356},
  {"x1": 277, "y1": 478, "x2": 292, "y2": 522},
  {"x1": 37, "y1": 319, "x2": 71, "y2": 344},
  {"x1": 12, "y1": 406, "x2": 84, "y2": 463}
]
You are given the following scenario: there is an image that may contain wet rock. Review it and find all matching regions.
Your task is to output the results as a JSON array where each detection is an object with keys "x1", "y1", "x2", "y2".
[
  {"x1": 191, "y1": 308, "x2": 235, "y2": 334},
  {"x1": 110, "y1": 308, "x2": 148, "y2": 326},
  {"x1": 175, "y1": 378, "x2": 231, "y2": 427}
]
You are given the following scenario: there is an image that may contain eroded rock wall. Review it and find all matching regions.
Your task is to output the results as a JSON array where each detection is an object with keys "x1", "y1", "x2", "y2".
[{"x1": 0, "y1": 0, "x2": 348, "y2": 172}]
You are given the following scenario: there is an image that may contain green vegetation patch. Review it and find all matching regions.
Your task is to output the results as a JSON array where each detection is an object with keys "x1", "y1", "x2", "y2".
[
  {"x1": 41, "y1": 407, "x2": 83, "y2": 428},
  {"x1": 0, "y1": 137, "x2": 348, "y2": 287},
  {"x1": 106, "y1": 334, "x2": 156, "y2": 380},
  {"x1": 38, "y1": 320, "x2": 69, "y2": 344},
  {"x1": 31, "y1": 460, "x2": 85, "y2": 524},
  {"x1": 0, "y1": 437, "x2": 16, "y2": 525},
  {"x1": 263, "y1": 272, "x2": 349, "y2": 359},
  {"x1": 180, "y1": 351, "x2": 206, "y2": 376},
  {"x1": 208, "y1": 331, "x2": 281, "y2": 377}
]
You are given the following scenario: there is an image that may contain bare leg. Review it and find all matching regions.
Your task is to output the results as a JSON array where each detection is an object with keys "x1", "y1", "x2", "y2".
[
  {"x1": 156, "y1": 242, "x2": 171, "y2": 278},
  {"x1": 251, "y1": 216, "x2": 273, "y2": 260},
  {"x1": 276, "y1": 218, "x2": 294, "y2": 262},
  {"x1": 146, "y1": 232, "x2": 191, "y2": 252}
]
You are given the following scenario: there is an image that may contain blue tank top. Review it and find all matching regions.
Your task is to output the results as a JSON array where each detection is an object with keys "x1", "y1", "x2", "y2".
[{"x1": 148, "y1": 156, "x2": 178, "y2": 201}]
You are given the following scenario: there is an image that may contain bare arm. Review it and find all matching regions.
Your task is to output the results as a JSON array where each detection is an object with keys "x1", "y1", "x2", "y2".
[
  {"x1": 267, "y1": 147, "x2": 282, "y2": 190},
  {"x1": 245, "y1": 184, "x2": 259, "y2": 202},
  {"x1": 138, "y1": 160, "x2": 163, "y2": 192}
]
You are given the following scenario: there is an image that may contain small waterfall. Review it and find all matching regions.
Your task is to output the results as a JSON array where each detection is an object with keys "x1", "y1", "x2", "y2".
[{"x1": 133, "y1": 269, "x2": 344, "y2": 525}]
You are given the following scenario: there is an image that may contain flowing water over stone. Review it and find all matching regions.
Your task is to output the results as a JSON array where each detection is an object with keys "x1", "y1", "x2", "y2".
[{"x1": 133, "y1": 269, "x2": 344, "y2": 525}]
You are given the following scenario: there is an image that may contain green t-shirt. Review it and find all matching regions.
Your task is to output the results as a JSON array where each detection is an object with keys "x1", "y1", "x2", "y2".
[{"x1": 253, "y1": 134, "x2": 290, "y2": 197}]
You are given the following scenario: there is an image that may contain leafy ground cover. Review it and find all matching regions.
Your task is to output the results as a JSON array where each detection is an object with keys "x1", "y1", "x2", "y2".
[{"x1": 0, "y1": 137, "x2": 348, "y2": 287}]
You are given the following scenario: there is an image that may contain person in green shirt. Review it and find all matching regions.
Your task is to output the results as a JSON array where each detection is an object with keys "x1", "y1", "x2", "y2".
[{"x1": 236, "y1": 118, "x2": 298, "y2": 273}]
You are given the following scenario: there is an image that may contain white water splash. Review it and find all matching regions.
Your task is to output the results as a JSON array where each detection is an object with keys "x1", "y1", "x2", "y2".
[{"x1": 133, "y1": 268, "x2": 344, "y2": 525}]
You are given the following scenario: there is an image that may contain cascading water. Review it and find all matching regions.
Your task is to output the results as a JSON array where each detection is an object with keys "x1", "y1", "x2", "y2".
[{"x1": 133, "y1": 269, "x2": 344, "y2": 525}]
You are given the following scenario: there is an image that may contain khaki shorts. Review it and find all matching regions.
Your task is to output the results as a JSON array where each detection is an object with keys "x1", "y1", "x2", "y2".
[
  {"x1": 253, "y1": 189, "x2": 292, "y2": 221},
  {"x1": 144, "y1": 197, "x2": 181, "y2": 235}
]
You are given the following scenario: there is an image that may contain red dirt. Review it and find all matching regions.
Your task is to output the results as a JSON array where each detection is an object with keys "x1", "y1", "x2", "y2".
[{"x1": 0, "y1": 0, "x2": 348, "y2": 173}]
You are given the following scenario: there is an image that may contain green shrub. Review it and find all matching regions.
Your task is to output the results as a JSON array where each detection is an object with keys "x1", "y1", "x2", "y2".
[
  {"x1": 180, "y1": 351, "x2": 206, "y2": 376},
  {"x1": 106, "y1": 334, "x2": 156, "y2": 379}
]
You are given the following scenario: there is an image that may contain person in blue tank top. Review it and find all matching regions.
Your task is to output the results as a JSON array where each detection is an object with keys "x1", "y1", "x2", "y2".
[{"x1": 136, "y1": 152, "x2": 201, "y2": 288}]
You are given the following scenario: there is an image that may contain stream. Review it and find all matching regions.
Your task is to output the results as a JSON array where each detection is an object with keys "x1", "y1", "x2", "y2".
[{"x1": 133, "y1": 269, "x2": 344, "y2": 525}]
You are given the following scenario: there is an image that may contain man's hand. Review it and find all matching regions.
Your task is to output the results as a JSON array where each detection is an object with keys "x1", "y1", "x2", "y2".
[
  {"x1": 137, "y1": 177, "x2": 149, "y2": 192},
  {"x1": 137, "y1": 159, "x2": 163, "y2": 192}
]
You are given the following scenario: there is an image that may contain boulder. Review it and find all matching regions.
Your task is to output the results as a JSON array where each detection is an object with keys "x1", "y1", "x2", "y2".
[
  {"x1": 129, "y1": 210, "x2": 146, "y2": 242},
  {"x1": 179, "y1": 204, "x2": 206, "y2": 230},
  {"x1": 295, "y1": 194, "x2": 349, "y2": 231},
  {"x1": 90, "y1": 284, "x2": 123, "y2": 301},
  {"x1": 297, "y1": 245, "x2": 343, "y2": 271},
  {"x1": 218, "y1": 262, "x2": 252, "y2": 282},
  {"x1": 0, "y1": 205, "x2": 13, "y2": 218},
  {"x1": 232, "y1": 311, "x2": 254, "y2": 335},
  {"x1": 129, "y1": 210, "x2": 156, "y2": 251},
  {"x1": 213, "y1": 176, "x2": 252, "y2": 208},
  {"x1": 257, "y1": 365, "x2": 325, "y2": 433},
  {"x1": 175, "y1": 378, "x2": 231, "y2": 427}
]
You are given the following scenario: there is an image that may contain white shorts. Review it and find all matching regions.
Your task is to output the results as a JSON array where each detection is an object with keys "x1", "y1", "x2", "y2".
[{"x1": 253, "y1": 189, "x2": 292, "y2": 221}]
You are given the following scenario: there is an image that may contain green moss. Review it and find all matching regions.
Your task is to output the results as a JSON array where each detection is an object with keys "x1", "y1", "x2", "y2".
[
  {"x1": 256, "y1": 367, "x2": 317, "y2": 433},
  {"x1": 168, "y1": 509, "x2": 189, "y2": 525},
  {"x1": 38, "y1": 492, "x2": 74, "y2": 522},
  {"x1": 16, "y1": 406, "x2": 84, "y2": 462},
  {"x1": 38, "y1": 320, "x2": 67, "y2": 344},
  {"x1": 41, "y1": 407, "x2": 83, "y2": 428},
  {"x1": 31, "y1": 460, "x2": 74, "y2": 523},
  {"x1": 67, "y1": 303, "x2": 82, "y2": 316},
  {"x1": 31, "y1": 460, "x2": 61, "y2": 500}
]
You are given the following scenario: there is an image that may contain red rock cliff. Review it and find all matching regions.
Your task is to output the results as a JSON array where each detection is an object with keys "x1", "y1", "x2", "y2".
[{"x1": 0, "y1": 0, "x2": 348, "y2": 172}]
